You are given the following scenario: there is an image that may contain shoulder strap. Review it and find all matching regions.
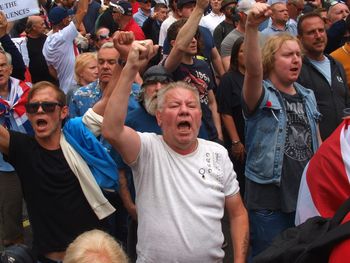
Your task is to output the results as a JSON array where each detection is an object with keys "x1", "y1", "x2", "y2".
[{"x1": 330, "y1": 196, "x2": 350, "y2": 227}]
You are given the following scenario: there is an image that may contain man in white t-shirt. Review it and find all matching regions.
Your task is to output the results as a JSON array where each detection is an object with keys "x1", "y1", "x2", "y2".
[
  {"x1": 43, "y1": 0, "x2": 88, "y2": 94},
  {"x1": 199, "y1": 0, "x2": 225, "y2": 34},
  {"x1": 103, "y1": 31, "x2": 249, "y2": 263}
]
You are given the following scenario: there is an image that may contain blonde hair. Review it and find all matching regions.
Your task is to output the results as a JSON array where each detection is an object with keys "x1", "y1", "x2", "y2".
[
  {"x1": 74, "y1": 52, "x2": 97, "y2": 85},
  {"x1": 261, "y1": 34, "x2": 301, "y2": 78},
  {"x1": 63, "y1": 230, "x2": 128, "y2": 263}
]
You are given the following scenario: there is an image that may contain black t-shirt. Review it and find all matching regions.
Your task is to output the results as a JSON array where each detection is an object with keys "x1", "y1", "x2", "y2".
[
  {"x1": 27, "y1": 35, "x2": 57, "y2": 85},
  {"x1": 172, "y1": 58, "x2": 218, "y2": 140},
  {"x1": 245, "y1": 91, "x2": 313, "y2": 213},
  {"x1": 6, "y1": 131, "x2": 105, "y2": 256},
  {"x1": 216, "y1": 70, "x2": 245, "y2": 144}
]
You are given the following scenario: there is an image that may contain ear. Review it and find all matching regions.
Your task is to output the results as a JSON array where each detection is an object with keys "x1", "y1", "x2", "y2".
[
  {"x1": 60, "y1": 105, "x2": 69, "y2": 120},
  {"x1": 156, "y1": 110, "x2": 162, "y2": 126},
  {"x1": 8, "y1": 65, "x2": 13, "y2": 76},
  {"x1": 170, "y1": 39, "x2": 176, "y2": 48}
]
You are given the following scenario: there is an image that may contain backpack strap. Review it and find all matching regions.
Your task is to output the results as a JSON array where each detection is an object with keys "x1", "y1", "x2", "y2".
[{"x1": 330, "y1": 196, "x2": 350, "y2": 227}]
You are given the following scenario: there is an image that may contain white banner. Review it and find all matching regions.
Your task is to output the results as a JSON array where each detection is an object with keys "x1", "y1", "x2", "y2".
[{"x1": 0, "y1": 0, "x2": 40, "y2": 22}]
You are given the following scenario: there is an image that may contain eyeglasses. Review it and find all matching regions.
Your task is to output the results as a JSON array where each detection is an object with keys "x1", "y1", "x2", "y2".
[
  {"x1": 97, "y1": 34, "x2": 110, "y2": 41},
  {"x1": 25, "y1": 102, "x2": 63, "y2": 114}
]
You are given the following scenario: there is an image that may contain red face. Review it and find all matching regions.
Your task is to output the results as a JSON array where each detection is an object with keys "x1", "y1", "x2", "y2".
[
  {"x1": 156, "y1": 87, "x2": 202, "y2": 154},
  {"x1": 97, "y1": 48, "x2": 119, "y2": 85},
  {"x1": 0, "y1": 53, "x2": 12, "y2": 89},
  {"x1": 270, "y1": 40, "x2": 302, "y2": 86},
  {"x1": 27, "y1": 87, "x2": 68, "y2": 143}
]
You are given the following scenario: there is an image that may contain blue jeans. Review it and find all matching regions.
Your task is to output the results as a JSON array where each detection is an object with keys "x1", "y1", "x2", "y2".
[{"x1": 249, "y1": 209, "x2": 295, "y2": 259}]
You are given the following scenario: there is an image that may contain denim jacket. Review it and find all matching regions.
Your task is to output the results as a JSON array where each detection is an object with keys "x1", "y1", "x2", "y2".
[{"x1": 244, "y1": 80, "x2": 321, "y2": 185}]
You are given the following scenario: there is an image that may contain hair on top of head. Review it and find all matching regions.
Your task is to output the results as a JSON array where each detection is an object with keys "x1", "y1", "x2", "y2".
[
  {"x1": 74, "y1": 52, "x2": 97, "y2": 84},
  {"x1": 28, "y1": 81, "x2": 67, "y2": 106},
  {"x1": 229, "y1": 36, "x2": 244, "y2": 72},
  {"x1": 261, "y1": 33, "x2": 301, "y2": 78},
  {"x1": 63, "y1": 230, "x2": 128, "y2": 263},
  {"x1": 156, "y1": 81, "x2": 200, "y2": 111}
]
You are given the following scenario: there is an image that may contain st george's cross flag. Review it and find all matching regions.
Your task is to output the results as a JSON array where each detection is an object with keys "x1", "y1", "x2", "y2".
[{"x1": 295, "y1": 119, "x2": 350, "y2": 225}]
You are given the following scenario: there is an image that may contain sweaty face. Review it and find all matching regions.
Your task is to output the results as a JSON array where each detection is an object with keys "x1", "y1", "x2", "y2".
[
  {"x1": 328, "y1": 3, "x2": 350, "y2": 24},
  {"x1": 97, "y1": 48, "x2": 119, "y2": 84},
  {"x1": 80, "y1": 59, "x2": 99, "y2": 86},
  {"x1": 27, "y1": 87, "x2": 67, "y2": 142},
  {"x1": 156, "y1": 87, "x2": 202, "y2": 153},
  {"x1": 272, "y1": 3, "x2": 289, "y2": 24},
  {"x1": 299, "y1": 16, "x2": 327, "y2": 58},
  {"x1": 0, "y1": 53, "x2": 12, "y2": 89},
  {"x1": 270, "y1": 40, "x2": 302, "y2": 86}
]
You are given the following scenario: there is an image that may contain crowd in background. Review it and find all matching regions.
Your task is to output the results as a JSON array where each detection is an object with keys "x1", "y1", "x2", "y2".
[{"x1": 0, "y1": 0, "x2": 350, "y2": 262}]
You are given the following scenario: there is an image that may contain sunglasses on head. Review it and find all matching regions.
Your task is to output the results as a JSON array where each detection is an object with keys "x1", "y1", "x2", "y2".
[
  {"x1": 25, "y1": 102, "x2": 63, "y2": 114},
  {"x1": 330, "y1": 0, "x2": 345, "y2": 6},
  {"x1": 98, "y1": 34, "x2": 110, "y2": 40}
]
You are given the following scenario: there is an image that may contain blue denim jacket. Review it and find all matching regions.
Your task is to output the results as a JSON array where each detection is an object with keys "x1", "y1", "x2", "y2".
[{"x1": 244, "y1": 80, "x2": 321, "y2": 185}]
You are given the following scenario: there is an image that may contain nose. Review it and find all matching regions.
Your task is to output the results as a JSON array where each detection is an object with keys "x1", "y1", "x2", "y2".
[
  {"x1": 155, "y1": 82, "x2": 162, "y2": 92},
  {"x1": 179, "y1": 103, "x2": 189, "y2": 115}
]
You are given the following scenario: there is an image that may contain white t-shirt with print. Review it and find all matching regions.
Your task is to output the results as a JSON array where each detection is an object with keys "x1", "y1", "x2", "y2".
[{"x1": 131, "y1": 132, "x2": 239, "y2": 263}]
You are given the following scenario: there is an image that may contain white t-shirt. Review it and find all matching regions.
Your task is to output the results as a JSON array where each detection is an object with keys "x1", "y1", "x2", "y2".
[
  {"x1": 43, "y1": 21, "x2": 78, "y2": 94},
  {"x1": 131, "y1": 133, "x2": 239, "y2": 263},
  {"x1": 158, "y1": 14, "x2": 177, "y2": 47},
  {"x1": 199, "y1": 11, "x2": 225, "y2": 35}
]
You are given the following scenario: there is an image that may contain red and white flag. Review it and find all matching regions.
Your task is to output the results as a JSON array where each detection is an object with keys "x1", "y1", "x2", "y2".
[{"x1": 295, "y1": 120, "x2": 350, "y2": 225}]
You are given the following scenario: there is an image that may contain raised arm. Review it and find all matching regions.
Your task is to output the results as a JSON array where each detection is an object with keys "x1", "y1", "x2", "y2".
[
  {"x1": 164, "y1": 0, "x2": 209, "y2": 72},
  {"x1": 0, "y1": 12, "x2": 25, "y2": 80},
  {"x1": 73, "y1": 0, "x2": 89, "y2": 29},
  {"x1": 242, "y1": 3, "x2": 271, "y2": 112},
  {"x1": 102, "y1": 38, "x2": 158, "y2": 164}
]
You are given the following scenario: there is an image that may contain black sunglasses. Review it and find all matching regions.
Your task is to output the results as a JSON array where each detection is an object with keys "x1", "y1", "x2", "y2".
[{"x1": 25, "y1": 102, "x2": 63, "y2": 114}]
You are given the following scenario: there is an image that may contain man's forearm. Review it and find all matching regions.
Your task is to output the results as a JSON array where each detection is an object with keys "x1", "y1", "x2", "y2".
[{"x1": 230, "y1": 212, "x2": 249, "y2": 263}]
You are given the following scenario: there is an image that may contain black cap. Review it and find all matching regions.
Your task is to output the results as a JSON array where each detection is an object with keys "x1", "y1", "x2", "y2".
[
  {"x1": 143, "y1": 65, "x2": 173, "y2": 85},
  {"x1": 177, "y1": 0, "x2": 196, "y2": 9}
]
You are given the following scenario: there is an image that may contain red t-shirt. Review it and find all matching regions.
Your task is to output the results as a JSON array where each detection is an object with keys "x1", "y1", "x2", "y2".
[{"x1": 124, "y1": 18, "x2": 145, "y2": 40}]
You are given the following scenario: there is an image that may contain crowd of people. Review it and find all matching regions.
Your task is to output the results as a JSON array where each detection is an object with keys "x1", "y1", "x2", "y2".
[{"x1": 0, "y1": 0, "x2": 350, "y2": 262}]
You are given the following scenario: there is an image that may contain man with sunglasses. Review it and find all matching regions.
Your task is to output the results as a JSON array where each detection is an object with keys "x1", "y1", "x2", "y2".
[
  {"x1": 0, "y1": 62, "x2": 125, "y2": 262},
  {"x1": 94, "y1": 27, "x2": 112, "y2": 50},
  {"x1": 133, "y1": 0, "x2": 153, "y2": 27}
]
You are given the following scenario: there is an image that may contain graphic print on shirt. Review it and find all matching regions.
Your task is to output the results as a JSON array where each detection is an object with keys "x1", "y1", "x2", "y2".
[{"x1": 284, "y1": 96, "x2": 313, "y2": 161}]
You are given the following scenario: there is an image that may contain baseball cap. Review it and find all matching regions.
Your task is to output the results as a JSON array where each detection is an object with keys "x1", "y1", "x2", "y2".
[
  {"x1": 177, "y1": 0, "x2": 196, "y2": 9},
  {"x1": 48, "y1": 7, "x2": 74, "y2": 25},
  {"x1": 142, "y1": 65, "x2": 173, "y2": 85},
  {"x1": 220, "y1": 0, "x2": 237, "y2": 11},
  {"x1": 237, "y1": 0, "x2": 256, "y2": 14},
  {"x1": 110, "y1": 0, "x2": 133, "y2": 16}
]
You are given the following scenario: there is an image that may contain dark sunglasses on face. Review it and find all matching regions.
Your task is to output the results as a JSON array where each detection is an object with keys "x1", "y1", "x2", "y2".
[{"x1": 25, "y1": 102, "x2": 63, "y2": 114}]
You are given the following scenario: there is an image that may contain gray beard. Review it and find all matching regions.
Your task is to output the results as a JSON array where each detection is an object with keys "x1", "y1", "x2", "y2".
[{"x1": 144, "y1": 96, "x2": 157, "y2": 116}]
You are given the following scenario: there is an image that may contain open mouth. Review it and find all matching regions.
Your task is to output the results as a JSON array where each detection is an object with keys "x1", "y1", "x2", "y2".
[
  {"x1": 177, "y1": 121, "x2": 191, "y2": 130},
  {"x1": 36, "y1": 119, "x2": 48, "y2": 127}
]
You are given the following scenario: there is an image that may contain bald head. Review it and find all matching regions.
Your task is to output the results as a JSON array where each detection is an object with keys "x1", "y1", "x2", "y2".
[
  {"x1": 327, "y1": 2, "x2": 349, "y2": 24},
  {"x1": 26, "y1": 16, "x2": 46, "y2": 37}
]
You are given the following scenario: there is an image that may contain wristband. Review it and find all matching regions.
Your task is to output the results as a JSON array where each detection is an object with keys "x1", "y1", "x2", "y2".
[{"x1": 232, "y1": 140, "x2": 241, "y2": 145}]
